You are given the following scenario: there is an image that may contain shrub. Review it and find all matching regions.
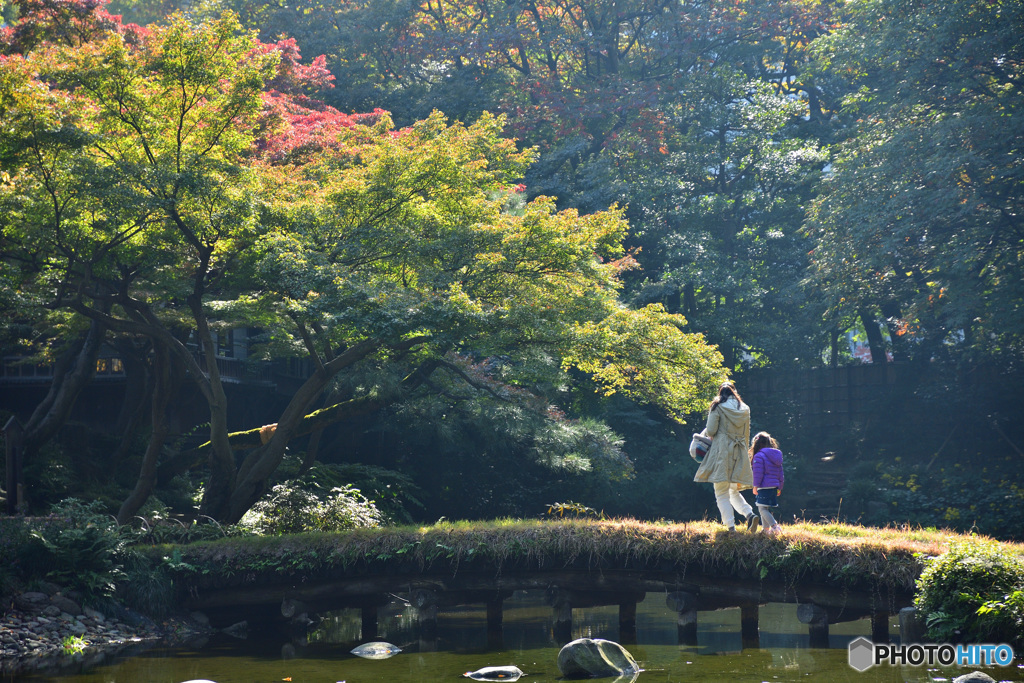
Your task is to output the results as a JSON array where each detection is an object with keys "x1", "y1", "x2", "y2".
[
  {"x1": 915, "y1": 539, "x2": 1024, "y2": 648},
  {"x1": 28, "y1": 499, "x2": 128, "y2": 601},
  {"x1": 240, "y1": 483, "x2": 383, "y2": 535},
  {"x1": 123, "y1": 512, "x2": 247, "y2": 545},
  {"x1": 119, "y1": 553, "x2": 176, "y2": 617},
  {"x1": 0, "y1": 516, "x2": 34, "y2": 599}
]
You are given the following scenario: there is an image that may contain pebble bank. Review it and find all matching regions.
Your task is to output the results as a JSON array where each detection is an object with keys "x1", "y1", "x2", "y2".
[{"x1": 1, "y1": 585, "x2": 208, "y2": 677}]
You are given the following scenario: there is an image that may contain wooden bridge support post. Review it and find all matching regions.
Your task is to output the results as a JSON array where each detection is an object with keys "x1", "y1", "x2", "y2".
[
  {"x1": 545, "y1": 588, "x2": 574, "y2": 643},
  {"x1": 666, "y1": 591, "x2": 699, "y2": 646},
  {"x1": 740, "y1": 604, "x2": 760, "y2": 650},
  {"x1": 899, "y1": 607, "x2": 924, "y2": 644},
  {"x1": 411, "y1": 589, "x2": 439, "y2": 651},
  {"x1": 3, "y1": 417, "x2": 24, "y2": 515},
  {"x1": 362, "y1": 604, "x2": 379, "y2": 641},
  {"x1": 619, "y1": 600, "x2": 638, "y2": 644},
  {"x1": 552, "y1": 602, "x2": 572, "y2": 643},
  {"x1": 487, "y1": 599, "x2": 504, "y2": 649},
  {"x1": 797, "y1": 603, "x2": 829, "y2": 649},
  {"x1": 871, "y1": 611, "x2": 890, "y2": 644},
  {"x1": 677, "y1": 609, "x2": 698, "y2": 646}
]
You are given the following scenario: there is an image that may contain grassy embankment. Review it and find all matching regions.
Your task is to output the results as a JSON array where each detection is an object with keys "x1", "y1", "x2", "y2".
[{"x1": 156, "y1": 518, "x2": 1024, "y2": 596}]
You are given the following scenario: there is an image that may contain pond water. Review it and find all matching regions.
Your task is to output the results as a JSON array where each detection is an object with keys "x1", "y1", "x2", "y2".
[{"x1": 6, "y1": 591, "x2": 1023, "y2": 683}]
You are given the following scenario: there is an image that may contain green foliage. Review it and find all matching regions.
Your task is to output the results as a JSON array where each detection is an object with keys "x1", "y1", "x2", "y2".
[
  {"x1": 976, "y1": 590, "x2": 1024, "y2": 644},
  {"x1": 1, "y1": 497, "x2": 231, "y2": 610},
  {"x1": 867, "y1": 458, "x2": 1024, "y2": 540},
  {"x1": 6, "y1": 0, "x2": 1020, "y2": 533},
  {"x1": 915, "y1": 540, "x2": 1024, "y2": 647},
  {"x1": 239, "y1": 482, "x2": 383, "y2": 535},
  {"x1": 545, "y1": 501, "x2": 603, "y2": 520},
  {"x1": 125, "y1": 513, "x2": 245, "y2": 545},
  {"x1": 288, "y1": 463, "x2": 425, "y2": 525},
  {"x1": 2, "y1": 3, "x2": 728, "y2": 526},
  {"x1": 0, "y1": 515, "x2": 34, "y2": 597},
  {"x1": 28, "y1": 499, "x2": 128, "y2": 600},
  {"x1": 805, "y1": 0, "x2": 1024, "y2": 367},
  {"x1": 204, "y1": 0, "x2": 836, "y2": 374},
  {"x1": 119, "y1": 553, "x2": 177, "y2": 617},
  {"x1": 61, "y1": 634, "x2": 88, "y2": 654}
]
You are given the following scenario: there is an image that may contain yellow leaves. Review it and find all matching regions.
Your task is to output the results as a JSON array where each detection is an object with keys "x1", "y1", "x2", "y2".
[
  {"x1": 474, "y1": 252, "x2": 507, "y2": 266},
  {"x1": 444, "y1": 282, "x2": 483, "y2": 314},
  {"x1": 561, "y1": 305, "x2": 727, "y2": 419}
]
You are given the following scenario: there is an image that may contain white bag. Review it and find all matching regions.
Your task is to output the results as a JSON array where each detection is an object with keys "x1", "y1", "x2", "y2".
[{"x1": 689, "y1": 431, "x2": 712, "y2": 463}]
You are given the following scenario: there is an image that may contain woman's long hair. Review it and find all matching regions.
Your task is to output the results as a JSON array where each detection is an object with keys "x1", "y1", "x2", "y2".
[
  {"x1": 710, "y1": 382, "x2": 743, "y2": 412},
  {"x1": 749, "y1": 431, "x2": 779, "y2": 457}
]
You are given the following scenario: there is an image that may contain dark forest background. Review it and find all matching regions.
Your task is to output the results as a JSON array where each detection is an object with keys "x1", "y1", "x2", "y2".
[{"x1": 2, "y1": 0, "x2": 1022, "y2": 539}]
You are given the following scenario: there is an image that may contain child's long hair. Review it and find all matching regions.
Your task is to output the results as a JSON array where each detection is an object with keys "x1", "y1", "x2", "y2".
[{"x1": 749, "y1": 431, "x2": 779, "y2": 458}]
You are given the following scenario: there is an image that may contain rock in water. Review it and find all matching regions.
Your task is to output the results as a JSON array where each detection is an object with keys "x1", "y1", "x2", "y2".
[
  {"x1": 463, "y1": 665, "x2": 525, "y2": 681},
  {"x1": 350, "y1": 641, "x2": 402, "y2": 659},
  {"x1": 953, "y1": 673, "x2": 997, "y2": 683},
  {"x1": 556, "y1": 638, "x2": 640, "y2": 678}
]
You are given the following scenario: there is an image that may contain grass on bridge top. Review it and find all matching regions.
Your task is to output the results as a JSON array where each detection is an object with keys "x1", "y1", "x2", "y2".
[{"x1": 158, "y1": 518, "x2": 1024, "y2": 594}]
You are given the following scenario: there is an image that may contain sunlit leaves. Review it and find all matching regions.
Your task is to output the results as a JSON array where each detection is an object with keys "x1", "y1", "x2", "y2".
[
  {"x1": 562, "y1": 304, "x2": 727, "y2": 418},
  {"x1": 805, "y1": 0, "x2": 1024, "y2": 364},
  {"x1": 249, "y1": 106, "x2": 724, "y2": 417}
]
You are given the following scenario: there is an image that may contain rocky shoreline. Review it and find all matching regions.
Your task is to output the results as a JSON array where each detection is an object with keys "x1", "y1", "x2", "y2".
[{"x1": 1, "y1": 586, "x2": 210, "y2": 677}]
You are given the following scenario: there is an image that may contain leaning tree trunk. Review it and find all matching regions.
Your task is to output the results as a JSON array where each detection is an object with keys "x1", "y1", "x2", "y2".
[
  {"x1": 218, "y1": 343, "x2": 435, "y2": 524},
  {"x1": 22, "y1": 318, "x2": 107, "y2": 461},
  {"x1": 117, "y1": 342, "x2": 173, "y2": 524},
  {"x1": 220, "y1": 341, "x2": 383, "y2": 524},
  {"x1": 859, "y1": 309, "x2": 889, "y2": 364}
]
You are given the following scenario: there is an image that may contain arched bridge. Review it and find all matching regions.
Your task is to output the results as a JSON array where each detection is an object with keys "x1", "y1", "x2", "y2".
[{"x1": 164, "y1": 520, "x2": 931, "y2": 648}]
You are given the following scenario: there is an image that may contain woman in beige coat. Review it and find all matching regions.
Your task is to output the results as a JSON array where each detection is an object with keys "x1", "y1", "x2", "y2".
[{"x1": 693, "y1": 382, "x2": 757, "y2": 531}]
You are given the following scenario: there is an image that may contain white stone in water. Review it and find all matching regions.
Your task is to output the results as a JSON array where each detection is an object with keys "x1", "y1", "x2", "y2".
[
  {"x1": 350, "y1": 641, "x2": 402, "y2": 659},
  {"x1": 463, "y1": 665, "x2": 525, "y2": 681},
  {"x1": 556, "y1": 638, "x2": 640, "y2": 678}
]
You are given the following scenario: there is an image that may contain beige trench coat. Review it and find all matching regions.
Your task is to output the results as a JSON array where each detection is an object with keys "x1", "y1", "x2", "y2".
[{"x1": 693, "y1": 398, "x2": 753, "y2": 488}]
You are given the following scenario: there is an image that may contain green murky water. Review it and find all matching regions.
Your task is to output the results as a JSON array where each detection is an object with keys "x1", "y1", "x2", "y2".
[{"x1": 6, "y1": 592, "x2": 1022, "y2": 683}]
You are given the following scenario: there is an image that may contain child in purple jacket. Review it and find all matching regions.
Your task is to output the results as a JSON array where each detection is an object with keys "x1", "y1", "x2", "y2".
[{"x1": 750, "y1": 432, "x2": 784, "y2": 535}]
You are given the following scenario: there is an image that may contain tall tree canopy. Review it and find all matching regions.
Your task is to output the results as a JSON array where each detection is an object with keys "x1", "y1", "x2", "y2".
[
  {"x1": 805, "y1": 0, "x2": 1024, "y2": 367},
  {"x1": 0, "y1": 6, "x2": 727, "y2": 522},
  {"x1": 199, "y1": 0, "x2": 838, "y2": 369}
]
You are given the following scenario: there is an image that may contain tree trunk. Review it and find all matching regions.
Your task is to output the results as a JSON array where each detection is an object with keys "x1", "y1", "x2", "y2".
[
  {"x1": 683, "y1": 283, "x2": 697, "y2": 318},
  {"x1": 23, "y1": 318, "x2": 107, "y2": 460},
  {"x1": 220, "y1": 349, "x2": 434, "y2": 524},
  {"x1": 858, "y1": 309, "x2": 888, "y2": 364},
  {"x1": 111, "y1": 338, "x2": 154, "y2": 465},
  {"x1": 196, "y1": 323, "x2": 238, "y2": 521},
  {"x1": 223, "y1": 362, "x2": 362, "y2": 523},
  {"x1": 881, "y1": 302, "x2": 907, "y2": 362},
  {"x1": 829, "y1": 328, "x2": 842, "y2": 368},
  {"x1": 117, "y1": 342, "x2": 173, "y2": 524},
  {"x1": 181, "y1": 262, "x2": 238, "y2": 522}
]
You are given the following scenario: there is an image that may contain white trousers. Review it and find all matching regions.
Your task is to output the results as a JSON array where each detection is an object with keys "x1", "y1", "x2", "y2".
[
  {"x1": 713, "y1": 481, "x2": 753, "y2": 528},
  {"x1": 758, "y1": 504, "x2": 779, "y2": 528}
]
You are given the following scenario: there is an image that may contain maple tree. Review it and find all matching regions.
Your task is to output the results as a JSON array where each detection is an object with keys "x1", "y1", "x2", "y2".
[
  {"x1": 203, "y1": 0, "x2": 839, "y2": 369},
  {"x1": 1, "y1": 4, "x2": 727, "y2": 523}
]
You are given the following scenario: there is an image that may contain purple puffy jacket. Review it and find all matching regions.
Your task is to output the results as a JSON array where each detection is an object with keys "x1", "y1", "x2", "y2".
[{"x1": 752, "y1": 447, "x2": 784, "y2": 491}]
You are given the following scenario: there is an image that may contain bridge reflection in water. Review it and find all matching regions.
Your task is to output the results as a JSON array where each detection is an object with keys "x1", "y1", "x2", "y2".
[
  {"x1": 288, "y1": 590, "x2": 906, "y2": 666},
  {"x1": 188, "y1": 569, "x2": 917, "y2": 653}
]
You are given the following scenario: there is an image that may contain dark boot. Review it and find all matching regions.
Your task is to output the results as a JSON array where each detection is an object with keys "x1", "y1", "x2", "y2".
[{"x1": 745, "y1": 511, "x2": 760, "y2": 532}]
